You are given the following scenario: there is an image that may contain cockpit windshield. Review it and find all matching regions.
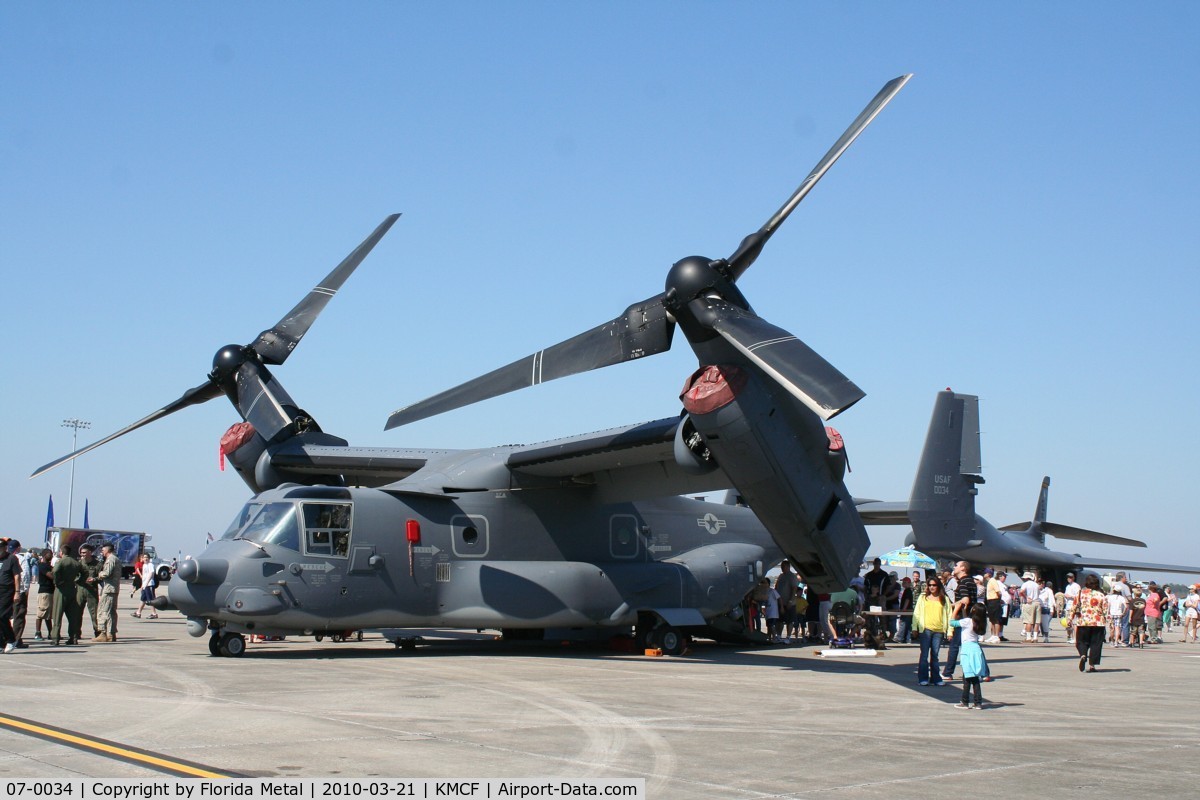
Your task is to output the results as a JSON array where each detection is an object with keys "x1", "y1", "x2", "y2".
[
  {"x1": 224, "y1": 502, "x2": 301, "y2": 551},
  {"x1": 221, "y1": 503, "x2": 262, "y2": 540}
]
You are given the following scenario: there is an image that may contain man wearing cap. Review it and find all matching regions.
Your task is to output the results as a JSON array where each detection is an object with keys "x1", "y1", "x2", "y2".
[
  {"x1": 1020, "y1": 571, "x2": 1041, "y2": 642},
  {"x1": 94, "y1": 542, "x2": 121, "y2": 642},
  {"x1": 0, "y1": 539, "x2": 19, "y2": 653},
  {"x1": 77, "y1": 545, "x2": 103, "y2": 639}
]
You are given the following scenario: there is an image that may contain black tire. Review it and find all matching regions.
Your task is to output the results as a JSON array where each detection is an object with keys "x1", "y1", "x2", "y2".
[
  {"x1": 157, "y1": 566, "x2": 172, "y2": 582},
  {"x1": 315, "y1": 633, "x2": 324, "y2": 642},
  {"x1": 658, "y1": 626, "x2": 690, "y2": 656},
  {"x1": 208, "y1": 634, "x2": 222, "y2": 657},
  {"x1": 219, "y1": 632, "x2": 246, "y2": 657}
]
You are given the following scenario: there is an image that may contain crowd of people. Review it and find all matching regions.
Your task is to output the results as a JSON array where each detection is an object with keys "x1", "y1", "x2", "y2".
[
  {"x1": 741, "y1": 557, "x2": 1200, "y2": 707},
  {"x1": 0, "y1": 537, "x2": 163, "y2": 653}
]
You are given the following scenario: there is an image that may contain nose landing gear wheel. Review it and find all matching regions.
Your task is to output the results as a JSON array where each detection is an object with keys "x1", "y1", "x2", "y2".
[{"x1": 218, "y1": 631, "x2": 246, "y2": 657}]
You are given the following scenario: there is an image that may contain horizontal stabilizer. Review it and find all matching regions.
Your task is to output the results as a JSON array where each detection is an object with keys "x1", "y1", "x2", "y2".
[
  {"x1": 1070, "y1": 557, "x2": 1200, "y2": 576},
  {"x1": 854, "y1": 501, "x2": 911, "y2": 525},
  {"x1": 998, "y1": 521, "x2": 1146, "y2": 548}
]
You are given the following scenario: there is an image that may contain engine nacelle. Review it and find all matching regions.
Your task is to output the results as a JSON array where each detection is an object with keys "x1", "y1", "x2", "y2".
[
  {"x1": 673, "y1": 414, "x2": 718, "y2": 475},
  {"x1": 679, "y1": 363, "x2": 869, "y2": 593}
]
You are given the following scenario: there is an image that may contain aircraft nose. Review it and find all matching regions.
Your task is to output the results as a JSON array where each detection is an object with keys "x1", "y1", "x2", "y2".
[{"x1": 177, "y1": 557, "x2": 229, "y2": 585}]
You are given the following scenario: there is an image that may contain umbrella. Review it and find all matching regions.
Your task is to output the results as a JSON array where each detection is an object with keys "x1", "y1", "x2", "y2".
[{"x1": 873, "y1": 548, "x2": 937, "y2": 570}]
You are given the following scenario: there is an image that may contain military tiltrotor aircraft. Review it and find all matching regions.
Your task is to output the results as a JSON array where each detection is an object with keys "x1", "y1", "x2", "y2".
[
  {"x1": 856, "y1": 389, "x2": 1200, "y2": 587},
  {"x1": 34, "y1": 75, "x2": 912, "y2": 657}
]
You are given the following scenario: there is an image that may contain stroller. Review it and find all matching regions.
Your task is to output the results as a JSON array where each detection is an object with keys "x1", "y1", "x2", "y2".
[{"x1": 828, "y1": 601, "x2": 857, "y2": 648}]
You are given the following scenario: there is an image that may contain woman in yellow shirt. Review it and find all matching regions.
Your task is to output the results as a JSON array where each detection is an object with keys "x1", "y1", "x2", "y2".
[{"x1": 913, "y1": 577, "x2": 951, "y2": 686}]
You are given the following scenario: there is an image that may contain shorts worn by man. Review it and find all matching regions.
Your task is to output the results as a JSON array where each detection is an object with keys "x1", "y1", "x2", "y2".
[
  {"x1": 1020, "y1": 572, "x2": 1042, "y2": 641},
  {"x1": 983, "y1": 568, "x2": 1004, "y2": 643}
]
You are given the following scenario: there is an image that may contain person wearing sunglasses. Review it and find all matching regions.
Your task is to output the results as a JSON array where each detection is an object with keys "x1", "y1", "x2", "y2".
[{"x1": 913, "y1": 578, "x2": 950, "y2": 686}]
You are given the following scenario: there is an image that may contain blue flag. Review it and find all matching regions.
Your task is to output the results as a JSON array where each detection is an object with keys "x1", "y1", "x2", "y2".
[
  {"x1": 83, "y1": 499, "x2": 90, "y2": 529},
  {"x1": 46, "y1": 495, "x2": 54, "y2": 532}
]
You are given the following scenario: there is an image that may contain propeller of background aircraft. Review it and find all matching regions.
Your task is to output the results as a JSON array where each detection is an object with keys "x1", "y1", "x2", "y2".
[
  {"x1": 31, "y1": 214, "x2": 401, "y2": 480},
  {"x1": 386, "y1": 75, "x2": 912, "y2": 430}
]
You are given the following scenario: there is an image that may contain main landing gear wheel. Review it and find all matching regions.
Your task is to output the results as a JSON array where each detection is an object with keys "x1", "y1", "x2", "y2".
[
  {"x1": 650, "y1": 625, "x2": 690, "y2": 656},
  {"x1": 208, "y1": 633, "x2": 222, "y2": 657},
  {"x1": 218, "y1": 632, "x2": 246, "y2": 657}
]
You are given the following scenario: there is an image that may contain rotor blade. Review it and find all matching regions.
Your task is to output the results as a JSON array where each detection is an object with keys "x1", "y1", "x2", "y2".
[
  {"x1": 30, "y1": 380, "x2": 223, "y2": 479},
  {"x1": 252, "y1": 213, "x2": 401, "y2": 365},
  {"x1": 386, "y1": 295, "x2": 674, "y2": 429},
  {"x1": 707, "y1": 300, "x2": 863, "y2": 420},
  {"x1": 727, "y1": 74, "x2": 912, "y2": 279}
]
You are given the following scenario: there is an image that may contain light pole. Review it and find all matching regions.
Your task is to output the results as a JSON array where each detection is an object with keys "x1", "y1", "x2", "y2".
[{"x1": 62, "y1": 418, "x2": 91, "y2": 527}]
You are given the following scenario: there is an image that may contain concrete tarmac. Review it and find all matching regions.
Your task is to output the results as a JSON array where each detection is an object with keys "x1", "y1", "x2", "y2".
[{"x1": 2, "y1": 616, "x2": 1198, "y2": 796}]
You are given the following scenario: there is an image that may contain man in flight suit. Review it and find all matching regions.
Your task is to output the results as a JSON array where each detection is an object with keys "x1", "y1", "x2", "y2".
[
  {"x1": 95, "y1": 542, "x2": 121, "y2": 642},
  {"x1": 51, "y1": 544, "x2": 84, "y2": 646}
]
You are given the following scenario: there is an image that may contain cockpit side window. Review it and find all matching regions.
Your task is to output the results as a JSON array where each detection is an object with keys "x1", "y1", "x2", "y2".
[{"x1": 302, "y1": 502, "x2": 352, "y2": 558}]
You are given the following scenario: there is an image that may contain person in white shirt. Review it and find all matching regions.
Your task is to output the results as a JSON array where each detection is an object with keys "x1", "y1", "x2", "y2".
[
  {"x1": 1106, "y1": 587, "x2": 1129, "y2": 646},
  {"x1": 997, "y1": 573, "x2": 1012, "y2": 641},
  {"x1": 1063, "y1": 573, "x2": 1081, "y2": 643},
  {"x1": 1020, "y1": 572, "x2": 1041, "y2": 642},
  {"x1": 1038, "y1": 580, "x2": 1056, "y2": 642},
  {"x1": 1182, "y1": 585, "x2": 1199, "y2": 644},
  {"x1": 1114, "y1": 572, "x2": 1132, "y2": 645},
  {"x1": 764, "y1": 585, "x2": 782, "y2": 643}
]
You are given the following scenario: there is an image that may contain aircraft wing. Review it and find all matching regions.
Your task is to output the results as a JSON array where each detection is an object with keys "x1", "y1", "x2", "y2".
[
  {"x1": 854, "y1": 501, "x2": 912, "y2": 525},
  {"x1": 997, "y1": 520, "x2": 1147, "y2": 548},
  {"x1": 505, "y1": 416, "x2": 734, "y2": 503},
  {"x1": 1069, "y1": 556, "x2": 1200, "y2": 576},
  {"x1": 268, "y1": 443, "x2": 453, "y2": 487}
]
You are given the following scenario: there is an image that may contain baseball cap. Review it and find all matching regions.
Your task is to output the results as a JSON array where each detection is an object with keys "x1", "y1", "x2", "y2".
[{"x1": 1022, "y1": 572, "x2": 1034, "y2": 580}]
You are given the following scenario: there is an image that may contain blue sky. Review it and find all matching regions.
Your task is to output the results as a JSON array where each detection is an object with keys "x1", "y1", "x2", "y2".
[{"x1": 3, "y1": 4, "x2": 1197, "y2": 579}]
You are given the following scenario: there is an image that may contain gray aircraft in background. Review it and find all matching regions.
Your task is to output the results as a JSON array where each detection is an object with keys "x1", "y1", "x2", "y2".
[
  {"x1": 856, "y1": 389, "x2": 1200, "y2": 586},
  {"x1": 33, "y1": 76, "x2": 914, "y2": 657}
]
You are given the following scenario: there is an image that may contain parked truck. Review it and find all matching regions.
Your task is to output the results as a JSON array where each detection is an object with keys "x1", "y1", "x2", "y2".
[{"x1": 44, "y1": 527, "x2": 172, "y2": 581}]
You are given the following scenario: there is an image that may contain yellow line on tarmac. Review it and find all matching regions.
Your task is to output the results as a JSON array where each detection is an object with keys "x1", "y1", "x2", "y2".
[{"x1": 0, "y1": 712, "x2": 238, "y2": 778}]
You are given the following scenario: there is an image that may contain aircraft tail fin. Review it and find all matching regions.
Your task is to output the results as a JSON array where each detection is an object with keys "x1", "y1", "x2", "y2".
[
  {"x1": 907, "y1": 390, "x2": 984, "y2": 553},
  {"x1": 996, "y1": 476, "x2": 1147, "y2": 548},
  {"x1": 1012, "y1": 479, "x2": 1051, "y2": 546},
  {"x1": 1034, "y1": 476, "x2": 1050, "y2": 525}
]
